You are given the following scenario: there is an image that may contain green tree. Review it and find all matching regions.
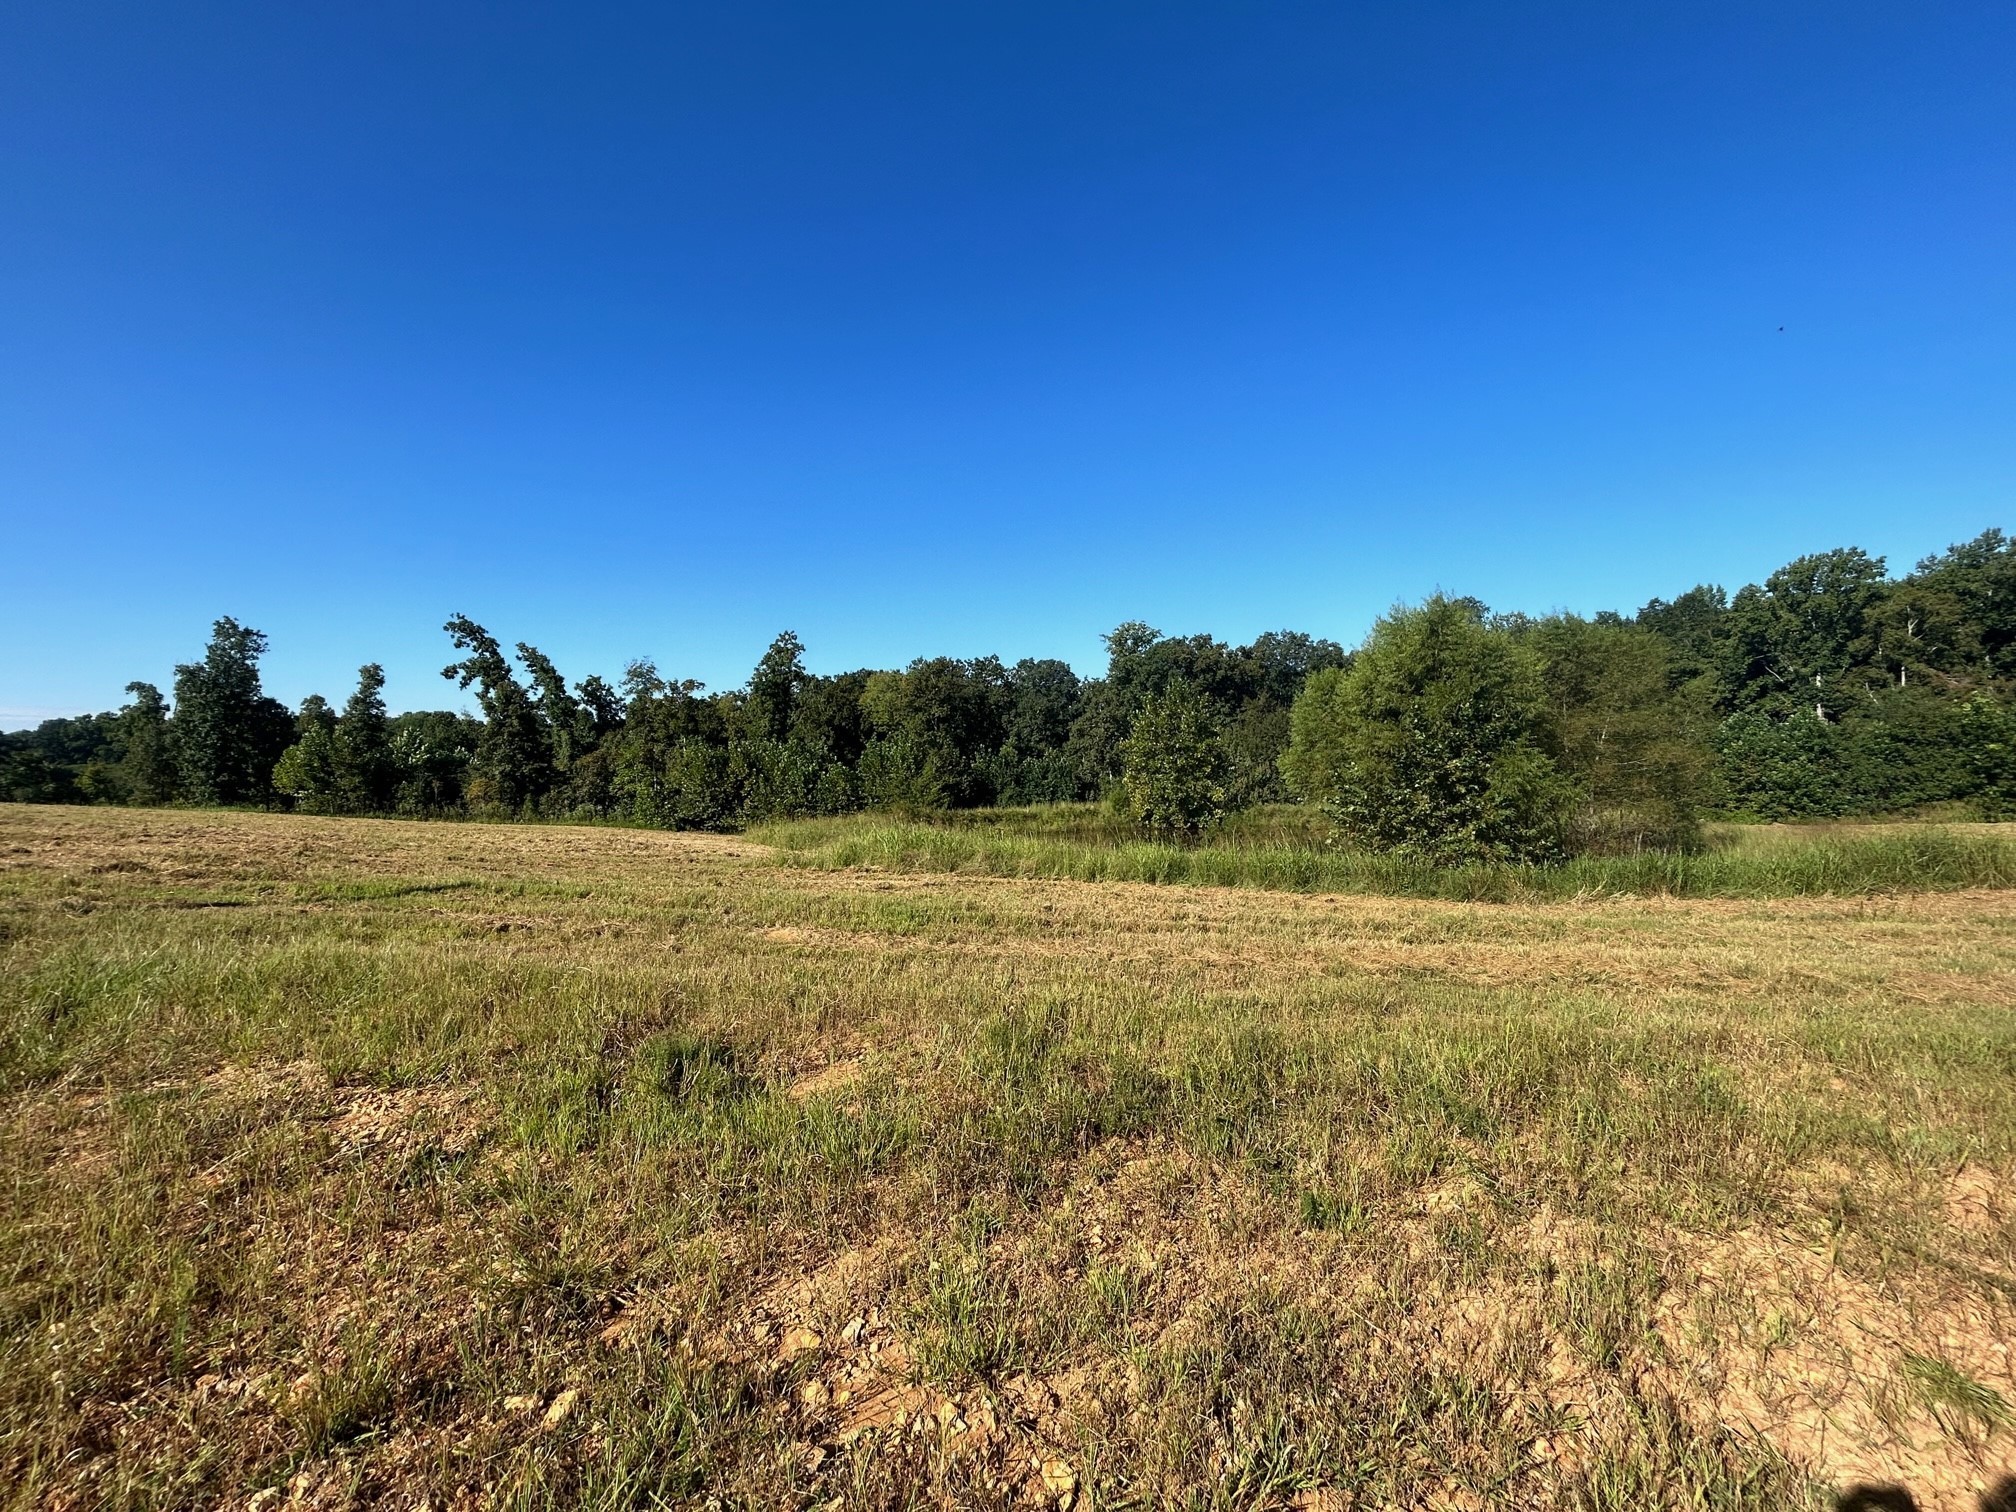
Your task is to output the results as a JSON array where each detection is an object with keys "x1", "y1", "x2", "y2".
[
  {"x1": 660, "y1": 738, "x2": 740, "y2": 829},
  {"x1": 116, "y1": 681, "x2": 178, "y2": 805},
  {"x1": 1523, "y1": 616, "x2": 1712, "y2": 852},
  {"x1": 792, "y1": 669, "x2": 874, "y2": 767},
  {"x1": 1071, "y1": 622, "x2": 1331, "y2": 805},
  {"x1": 1220, "y1": 700, "x2": 1293, "y2": 808},
  {"x1": 991, "y1": 657, "x2": 1085, "y2": 804},
  {"x1": 856, "y1": 656, "x2": 1007, "y2": 807},
  {"x1": 746, "y1": 632, "x2": 809, "y2": 744},
  {"x1": 272, "y1": 695, "x2": 341, "y2": 809},
  {"x1": 1866, "y1": 579, "x2": 1973, "y2": 692},
  {"x1": 1238, "y1": 630, "x2": 1348, "y2": 707},
  {"x1": 575, "y1": 674, "x2": 625, "y2": 748},
  {"x1": 515, "y1": 643, "x2": 585, "y2": 774},
  {"x1": 334, "y1": 664, "x2": 398, "y2": 811},
  {"x1": 1914, "y1": 529, "x2": 2016, "y2": 680},
  {"x1": 1960, "y1": 694, "x2": 2016, "y2": 816},
  {"x1": 611, "y1": 660, "x2": 728, "y2": 826},
  {"x1": 857, "y1": 729, "x2": 956, "y2": 810},
  {"x1": 1063, "y1": 624, "x2": 1174, "y2": 796},
  {"x1": 1712, "y1": 711, "x2": 1856, "y2": 819},
  {"x1": 1843, "y1": 687, "x2": 1970, "y2": 810},
  {"x1": 1118, "y1": 681, "x2": 1228, "y2": 836},
  {"x1": 1636, "y1": 584, "x2": 1730, "y2": 694},
  {"x1": 388, "y1": 711, "x2": 480, "y2": 814},
  {"x1": 172, "y1": 618, "x2": 293, "y2": 805},
  {"x1": 1722, "y1": 548, "x2": 1887, "y2": 718},
  {"x1": 442, "y1": 616, "x2": 551, "y2": 811},
  {"x1": 1284, "y1": 598, "x2": 1572, "y2": 863},
  {"x1": 0, "y1": 749, "x2": 79, "y2": 803},
  {"x1": 0, "y1": 714, "x2": 119, "y2": 803}
]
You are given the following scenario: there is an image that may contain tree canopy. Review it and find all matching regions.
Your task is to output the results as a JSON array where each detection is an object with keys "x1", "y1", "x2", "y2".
[{"x1": 9, "y1": 524, "x2": 2016, "y2": 858}]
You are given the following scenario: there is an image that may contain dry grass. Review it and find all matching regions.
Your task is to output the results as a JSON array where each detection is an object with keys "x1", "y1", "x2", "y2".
[{"x1": 2, "y1": 804, "x2": 2014, "y2": 1510}]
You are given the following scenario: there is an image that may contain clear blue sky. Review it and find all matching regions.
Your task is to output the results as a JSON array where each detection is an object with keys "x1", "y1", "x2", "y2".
[{"x1": 3, "y1": 2, "x2": 2011, "y2": 726}]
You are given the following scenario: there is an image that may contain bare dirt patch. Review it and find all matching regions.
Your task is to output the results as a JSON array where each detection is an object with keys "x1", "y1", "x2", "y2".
[{"x1": 1652, "y1": 1226, "x2": 2016, "y2": 1511}]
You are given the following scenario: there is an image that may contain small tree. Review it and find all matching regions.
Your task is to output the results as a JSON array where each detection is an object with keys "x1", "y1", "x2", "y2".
[
  {"x1": 857, "y1": 730, "x2": 954, "y2": 811},
  {"x1": 335, "y1": 664, "x2": 398, "y2": 811},
  {"x1": 273, "y1": 695, "x2": 341, "y2": 810},
  {"x1": 746, "y1": 632, "x2": 809, "y2": 744},
  {"x1": 1283, "y1": 598, "x2": 1571, "y2": 863},
  {"x1": 1, "y1": 750, "x2": 79, "y2": 804},
  {"x1": 1118, "y1": 681, "x2": 1227, "y2": 837},
  {"x1": 1960, "y1": 694, "x2": 2016, "y2": 817},
  {"x1": 1523, "y1": 616, "x2": 1710, "y2": 852},
  {"x1": 116, "y1": 681, "x2": 178, "y2": 805}
]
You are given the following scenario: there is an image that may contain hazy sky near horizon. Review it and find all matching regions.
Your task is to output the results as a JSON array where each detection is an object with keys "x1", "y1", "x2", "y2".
[{"x1": 2, "y1": 1, "x2": 2012, "y2": 726}]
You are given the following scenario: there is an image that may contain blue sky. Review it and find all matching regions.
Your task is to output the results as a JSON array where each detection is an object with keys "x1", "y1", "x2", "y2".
[{"x1": 2, "y1": 1, "x2": 2011, "y2": 726}]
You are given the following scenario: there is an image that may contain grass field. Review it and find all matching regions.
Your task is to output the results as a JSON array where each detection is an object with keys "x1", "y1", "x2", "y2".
[{"x1": 2, "y1": 804, "x2": 2014, "y2": 1510}]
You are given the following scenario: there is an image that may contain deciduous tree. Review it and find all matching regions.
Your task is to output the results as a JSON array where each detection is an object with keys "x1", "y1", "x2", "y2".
[
  {"x1": 1119, "y1": 681, "x2": 1227, "y2": 837},
  {"x1": 335, "y1": 664, "x2": 398, "y2": 811},
  {"x1": 172, "y1": 618, "x2": 293, "y2": 805},
  {"x1": 442, "y1": 615, "x2": 551, "y2": 810},
  {"x1": 117, "y1": 681, "x2": 178, "y2": 805},
  {"x1": 1285, "y1": 598, "x2": 1571, "y2": 863}
]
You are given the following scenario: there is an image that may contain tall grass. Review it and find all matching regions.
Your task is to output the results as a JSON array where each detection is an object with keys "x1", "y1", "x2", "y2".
[{"x1": 753, "y1": 808, "x2": 2016, "y2": 900}]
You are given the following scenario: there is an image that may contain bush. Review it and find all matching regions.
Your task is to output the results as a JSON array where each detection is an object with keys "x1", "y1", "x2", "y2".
[
  {"x1": 1118, "y1": 682, "x2": 1228, "y2": 837},
  {"x1": 1521, "y1": 616, "x2": 1709, "y2": 853},
  {"x1": 1961, "y1": 694, "x2": 2016, "y2": 817},
  {"x1": 858, "y1": 731, "x2": 957, "y2": 811},
  {"x1": 1712, "y1": 687, "x2": 1985, "y2": 820},
  {"x1": 1283, "y1": 598, "x2": 1573, "y2": 863}
]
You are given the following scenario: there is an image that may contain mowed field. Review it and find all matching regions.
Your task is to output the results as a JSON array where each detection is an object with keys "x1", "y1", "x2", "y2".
[{"x1": 2, "y1": 807, "x2": 2014, "y2": 1511}]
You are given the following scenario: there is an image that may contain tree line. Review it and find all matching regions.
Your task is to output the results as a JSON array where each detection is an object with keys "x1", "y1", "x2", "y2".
[{"x1": 6, "y1": 527, "x2": 2015, "y2": 860}]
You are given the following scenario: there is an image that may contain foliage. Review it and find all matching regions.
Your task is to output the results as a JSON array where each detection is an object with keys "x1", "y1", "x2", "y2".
[
  {"x1": 1284, "y1": 598, "x2": 1573, "y2": 863},
  {"x1": 1, "y1": 749, "x2": 80, "y2": 804},
  {"x1": 1721, "y1": 547, "x2": 1888, "y2": 720},
  {"x1": 1519, "y1": 616, "x2": 1709, "y2": 852},
  {"x1": 388, "y1": 711, "x2": 480, "y2": 814},
  {"x1": 745, "y1": 631, "x2": 809, "y2": 744},
  {"x1": 442, "y1": 615, "x2": 552, "y2": 811},
  {"x1": 335, "y1": 664, "x2": 399, "y2": 811},
  {"x1": 1118, "y1": 682, "x2": 1228, "y2": 836},
  {"x1": 116, "y1": 682, "x2": 178, "y2": 805},
  {"x1": 272, "y1": 695, "x2": 340, "y2": 810},
  {"x1": 171, "y1": 617, "x2": 293, "y2": 806},
  {"x1": 1961, "y1": 694, "x2": 2016, "y2": 818},
  {"x1": 15, "y1": 522, "x2": 2016, "y2": 858}
]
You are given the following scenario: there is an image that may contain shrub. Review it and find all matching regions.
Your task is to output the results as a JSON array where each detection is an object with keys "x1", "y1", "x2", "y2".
[
  {"x1": 1118, "y1": 682, "x2": 1228, "y2": 837},
  {"x1": 1960, "y1": 694, "x2": 2016, "y2": 817},
  {"x1": 1283, "y1": 598, "x2": 1573, "y2": 863}
]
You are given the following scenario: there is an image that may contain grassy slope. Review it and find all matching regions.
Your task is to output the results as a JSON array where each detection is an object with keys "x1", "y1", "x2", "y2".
[
  {"x1": 754, "y1": 806, "x2": 2016, "y2": 902},
  {"x1": 2, "y1": 805, "x2": 2014, "y2": 1510}
]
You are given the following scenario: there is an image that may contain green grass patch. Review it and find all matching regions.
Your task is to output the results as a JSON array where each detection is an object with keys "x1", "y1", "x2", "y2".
[{"x1": 754, "y1": 807, "x2": 2016, "y2": 899}]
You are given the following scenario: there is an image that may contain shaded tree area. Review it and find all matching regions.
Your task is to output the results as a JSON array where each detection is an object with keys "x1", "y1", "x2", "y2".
[
  {"x1": 7, "y1": 526, "x2": 2016, "y2": 844},
  {"x1": 1635, "y1": 530, "x2": 2016, "y2": 818}
]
